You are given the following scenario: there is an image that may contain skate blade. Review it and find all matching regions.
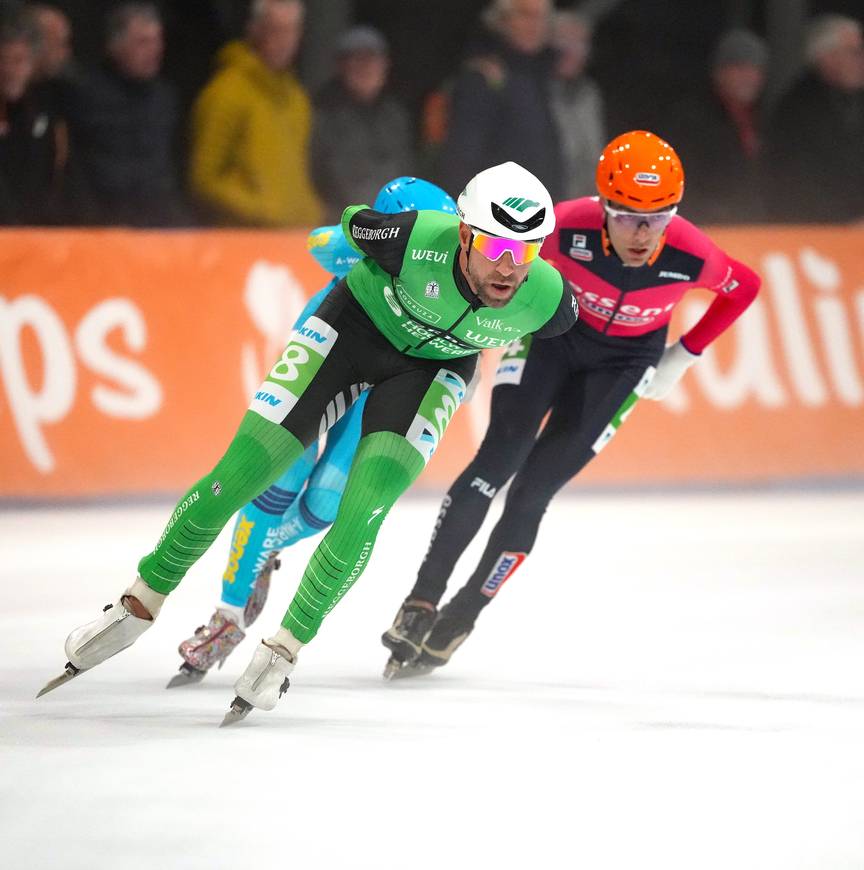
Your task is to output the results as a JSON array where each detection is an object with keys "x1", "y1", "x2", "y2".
[
  {"x1": 382, "y1": 656, "x2": 403, "y2": 680},
  {"x1": 165, "y1": 664, "x2": 207, "y2": 689},
  {"x1": 383, "y1": 657, "x2": 435, "y2": 681},
  {"x1": 36, "y1": 663, "x2": 81, "y2": 698},
  {"x1": 220, "y1": 696, "x2": 254, "y2": 727}
]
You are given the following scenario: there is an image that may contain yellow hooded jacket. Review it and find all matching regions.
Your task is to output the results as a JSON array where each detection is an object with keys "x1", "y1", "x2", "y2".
[{"x1": 190, "y1": 40, "x2": 322, "y2": 227}]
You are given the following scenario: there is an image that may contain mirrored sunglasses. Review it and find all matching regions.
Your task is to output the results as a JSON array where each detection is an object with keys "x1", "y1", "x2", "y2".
[{"x1": 471, "y1": 230, "x2": 542, "y2": 265}]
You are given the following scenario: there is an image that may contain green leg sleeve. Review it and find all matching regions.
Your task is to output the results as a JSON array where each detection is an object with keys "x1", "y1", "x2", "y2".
[
  {"x1": 282, "y1": 431, "x2": 425, "y2": 643},
  {"x1": 138, "y1": 412, "x2": 304, "y2": 595}
]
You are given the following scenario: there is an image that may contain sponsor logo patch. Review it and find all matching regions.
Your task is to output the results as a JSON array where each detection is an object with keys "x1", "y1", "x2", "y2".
[
  {"x1": 411, "y1": 249, "x2": 449, "y2": 264},
  {"x1": 352, "y1": 224, "x2": 400, "y2": 241},
  {"x1": 405, "y1": 369, "x2": 467, "y2": 463},
  {"x1": 634, "y1": 171, "x2": 660, "y2": 186},
  {"x1": 306, "y1": 229, "x2": 333, "y2": 250},
  {"x1": 223, "y1": 516, "x2": 255, "y2": 584},
  {"x1": 481, "y1": 551, "x2": 527, "y2": 597},
  {"x1": 425, "y1": 280, "x2": 440, "y2": 298},
  {"x1": 502, "y1": 196, "x2": 540, "y2": 212},
  {"x1": 394, "y1": 281, "x2": 440, "y2": 323},
  {"x1": 292, "y1": 316, "x2": 337, "y2": 351},
  {"x1": 470, "y1": 477, "x2": 497, "y2": 498},
  {"x1": 494, "y1": 360, "x2": 525, "y2": 386},
  {"x1": 569, "y1": 247, "x2": 594, "y2": 262},
  {"x1": 250, "y1": 382, "x2": 294, "y2": 423},
  {"x1": 297, "y1": 325, "x2": 328, "y2": 343}
]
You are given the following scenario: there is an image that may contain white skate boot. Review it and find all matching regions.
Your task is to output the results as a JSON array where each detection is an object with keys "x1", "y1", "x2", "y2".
[
  {"x1": 37, "y1": 578, "x2": 165, "y2": 698},
  {"x1": 220, "y1": 629, "x2": 299, "y2": 726}
]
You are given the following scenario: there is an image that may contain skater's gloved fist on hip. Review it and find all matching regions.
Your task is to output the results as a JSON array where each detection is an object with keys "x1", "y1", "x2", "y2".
[{"x1": 643, "y1": 339, "x2": 699, "y2": 401}]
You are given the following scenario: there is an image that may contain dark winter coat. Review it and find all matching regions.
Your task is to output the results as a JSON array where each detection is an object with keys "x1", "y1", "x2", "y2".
[
  {"x1": 662, "y1": 88, "x2": 767, "y2": 225},
  {"x1": 64, "y1": 62, "x2": 188, "y2": 226},
  {"x1": 0, "y1": 88, "x2": 68, "y2": 225},
  {"x1": 764, "y1": 72, "x2": 864, "y2": 223},
  {"x1": 438, "y1": 30, "x2": 563, "y2": 200},
  {"x1": 310, "y1": 79, "x2": 415, "y2": 224}
]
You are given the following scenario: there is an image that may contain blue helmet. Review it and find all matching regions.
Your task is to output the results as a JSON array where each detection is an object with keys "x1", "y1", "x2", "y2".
[{"x1": 373, "y1": 176, "x2": 457, "y2": 214}]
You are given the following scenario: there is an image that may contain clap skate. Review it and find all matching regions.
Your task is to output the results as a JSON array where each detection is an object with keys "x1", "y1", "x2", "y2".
[
  {"x1": 37, "y1": 580, "x2": 163, "y2": 698},
  {"x1": 381, "y1": 600, "x2": 437, "y2": 680},
  {"x1": 166, "y1": 553, "x2": 280, "y2": 689},
  {"x1": 389, "y1": 605, "x2": 474, "y2": 680},
  {"x1": 221, "y1": 635, "x2": 296, "y2": 727},
  {"x1": 166, "y1": 611, "x2": 246, "y2": 688}
]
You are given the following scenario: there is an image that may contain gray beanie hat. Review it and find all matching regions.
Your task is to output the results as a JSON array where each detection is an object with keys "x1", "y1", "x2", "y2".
[
  {"x1": 712, "y1": 29, "x2": 768, "y2": 68},
  {"x1": 337, "y1": 25, "x2": 389, "y2": 56}
]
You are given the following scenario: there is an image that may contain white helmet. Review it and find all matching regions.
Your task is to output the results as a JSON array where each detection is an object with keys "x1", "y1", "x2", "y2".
[{"x1": 457, "y1": 161, "x2": 556, "y2": 241}]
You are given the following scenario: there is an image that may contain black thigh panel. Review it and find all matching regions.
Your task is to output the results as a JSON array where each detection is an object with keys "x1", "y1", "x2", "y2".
[{"x1": 271, "y1": 279, "x2": 477, "y2": 450}]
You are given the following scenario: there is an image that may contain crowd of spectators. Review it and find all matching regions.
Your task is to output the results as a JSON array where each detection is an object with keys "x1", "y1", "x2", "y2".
[{"x1": 1, "y1": 0, "x2": 862, "y2": 228}]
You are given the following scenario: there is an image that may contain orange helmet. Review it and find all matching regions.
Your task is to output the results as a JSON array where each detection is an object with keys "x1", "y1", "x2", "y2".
[{"x1": 595, "y1": 130, "x2": 684, "y2": 210}]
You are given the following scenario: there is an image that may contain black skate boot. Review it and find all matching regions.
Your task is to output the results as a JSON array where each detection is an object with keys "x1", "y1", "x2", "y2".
[
  {"x1": 381, "y1": 600, "x2": 437, "y2": 679},
  {"x1": 410, "y1": 605, "x2": 475, "y2": 676}
]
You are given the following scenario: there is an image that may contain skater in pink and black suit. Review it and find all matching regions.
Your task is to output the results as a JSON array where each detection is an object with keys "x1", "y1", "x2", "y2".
[{"x1": 382, "y1": 129, "x2": 761, "y2": 677}]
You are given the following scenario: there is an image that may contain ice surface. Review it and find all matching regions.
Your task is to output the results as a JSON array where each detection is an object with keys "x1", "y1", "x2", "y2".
[{"x1": 2, "y1": 493, "x2": 863, "y2": 869}]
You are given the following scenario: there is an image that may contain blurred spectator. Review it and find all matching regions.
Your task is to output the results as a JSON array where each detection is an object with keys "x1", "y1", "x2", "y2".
[
  {"x1": 435, "y1": 0, "x2": 563, "y2": 199},
  {"x1": 0, "y1": 13, "x2": 68, "y2": 224},
  {"x1": 549, "y1": 9, "x2": 605, "y2": 199},
  {"x1": 309, "y1": 25, "x2": 414, "y2": 223},
  {"x1": 20, "y1": 2, "x2": 73, "y2": 132},
  {"x1": 765, "y1": 14, "x2": 864, "y2": 223},
  {"x1": 23, "y1": 3, "x2": 71, "y2": 83},
  {"x1": 189, "y1": 0, "x2": 321, "y2": 227},
  {"x1": 664, "y1": 29, "x2": 768, "y2": 224},
  {"x1": 63, "y1": 2, "x2": 188, "y2": 226}
]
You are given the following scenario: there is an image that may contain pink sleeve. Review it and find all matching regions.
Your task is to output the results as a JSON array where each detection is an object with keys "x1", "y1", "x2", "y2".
[{"x1": 680, "y1": 254, "x2": 761, "y2": 355}]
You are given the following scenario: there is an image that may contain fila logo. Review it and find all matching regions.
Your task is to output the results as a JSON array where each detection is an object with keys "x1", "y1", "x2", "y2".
[
  {"x1": 481, "y1": 551, "x2": 527, "y2": 597},
  {"x1": 470, "y1": 477, "x2": 497, "y2": 498},
  {"x1": 571, "y1": 234, "x2": 587, "y2": 248}
]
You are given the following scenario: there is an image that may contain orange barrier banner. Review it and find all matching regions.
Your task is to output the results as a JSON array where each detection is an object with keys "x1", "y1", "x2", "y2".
[{"x1": 1, "y1": 226, "x2": 862, "y2": 499}]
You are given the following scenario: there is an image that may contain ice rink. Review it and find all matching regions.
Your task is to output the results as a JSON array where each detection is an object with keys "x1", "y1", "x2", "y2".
[{"x1": 2, "y1": 492, "x2": 863, "y2": 869}]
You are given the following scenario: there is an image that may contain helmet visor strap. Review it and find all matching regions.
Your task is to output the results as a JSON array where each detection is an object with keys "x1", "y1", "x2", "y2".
[{"x1": 471, "y1": 231, "x2": 542, "y2": 265}]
